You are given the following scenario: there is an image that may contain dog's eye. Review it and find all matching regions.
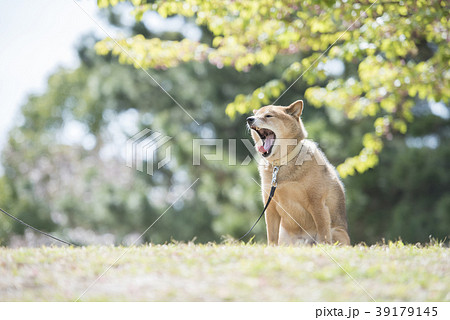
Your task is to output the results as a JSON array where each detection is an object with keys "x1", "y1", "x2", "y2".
[{"x1": 265, "y1": 115, "x2": 273, "y2": 118}]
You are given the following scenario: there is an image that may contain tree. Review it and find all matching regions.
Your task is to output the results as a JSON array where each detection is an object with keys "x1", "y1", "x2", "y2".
[
  {"x1": 1, "y1": 2, "x2": 448, "y2": 246},
  {"x1": 96, "y1": 0, "x2": 449, "y2": 177}
]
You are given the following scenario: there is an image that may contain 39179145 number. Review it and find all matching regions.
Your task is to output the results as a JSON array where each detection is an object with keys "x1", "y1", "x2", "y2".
[{"x1": 375, "y1": 306, "x2": 438, "y2": 317}]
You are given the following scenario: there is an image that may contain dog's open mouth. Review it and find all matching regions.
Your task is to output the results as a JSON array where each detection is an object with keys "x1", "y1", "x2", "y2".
[{"x1": 251, "y1": 126, "x2": 276, "y2": 157}]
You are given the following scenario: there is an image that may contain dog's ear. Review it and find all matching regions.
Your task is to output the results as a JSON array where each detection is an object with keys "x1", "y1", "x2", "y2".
[{"x1": 285, "y1": 100, "x2": 303, "y2": 117}]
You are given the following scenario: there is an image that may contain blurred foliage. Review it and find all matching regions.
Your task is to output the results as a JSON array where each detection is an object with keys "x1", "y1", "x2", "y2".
[
  {"x1": 0, "y1": 1, "x2": 449, "y2": 246},
  {"x1": 96, "y1": 0, "x2": 449, "y2": 177}
]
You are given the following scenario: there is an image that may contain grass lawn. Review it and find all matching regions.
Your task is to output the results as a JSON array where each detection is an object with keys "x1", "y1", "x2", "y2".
[{"x1": 0, "y1": 242, "x2": 448, "y2": 301}]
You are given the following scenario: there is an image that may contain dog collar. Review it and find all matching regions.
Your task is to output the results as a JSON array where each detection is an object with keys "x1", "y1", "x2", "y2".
[{"x1": 269, "y1": 140, "x2": 304, "y2": 166}]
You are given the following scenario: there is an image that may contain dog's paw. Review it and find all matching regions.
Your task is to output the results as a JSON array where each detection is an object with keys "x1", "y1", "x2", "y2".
[{"x1": 317, "y1": 234, "x2": 333, "y2": 244}]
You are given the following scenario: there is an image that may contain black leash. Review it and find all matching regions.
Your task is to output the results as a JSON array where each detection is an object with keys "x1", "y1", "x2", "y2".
[
  {"x1": 0, "y1": 207, "x2": 77, "y2": 246},
  {"x1": 239, "y1": 166, "x2": 280, "y2": 241},
  {"x1": 239, "y1": 185, "x2": 276, "y2": 241}
]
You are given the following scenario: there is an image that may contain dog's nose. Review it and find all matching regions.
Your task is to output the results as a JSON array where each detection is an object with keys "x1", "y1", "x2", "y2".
[{"x1": 246, "y1": 116, "x2": 255, "y2": 125}]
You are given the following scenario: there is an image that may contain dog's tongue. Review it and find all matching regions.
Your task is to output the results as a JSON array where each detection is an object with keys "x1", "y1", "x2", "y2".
[{"x1": 258, "y1": 134, "x2": 275, "y2": 153}]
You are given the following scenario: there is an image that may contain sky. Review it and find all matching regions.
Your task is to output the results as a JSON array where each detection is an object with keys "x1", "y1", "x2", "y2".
[{"x1": 0, "y1": 0, "x2": 111, "y2": 151}]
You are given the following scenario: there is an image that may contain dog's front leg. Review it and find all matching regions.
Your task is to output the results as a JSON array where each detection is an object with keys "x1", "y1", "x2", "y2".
[
  {"x1": 309, "y1": 203, "x2": 332, "y2": 244},
  {"x1": 265, "y1": 208, "x2": 281, "y2": 245}
]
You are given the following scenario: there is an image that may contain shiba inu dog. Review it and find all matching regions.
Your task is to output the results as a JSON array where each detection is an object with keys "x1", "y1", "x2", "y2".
[{"x1": 247, "y1": 100, "x2": 350, "y2": 245}]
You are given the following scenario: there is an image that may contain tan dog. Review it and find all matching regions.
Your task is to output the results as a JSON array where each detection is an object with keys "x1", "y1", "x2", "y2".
[{"x1": 247, "y1": 100, "x2": 350, "y2": 245}]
